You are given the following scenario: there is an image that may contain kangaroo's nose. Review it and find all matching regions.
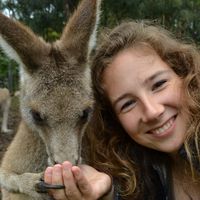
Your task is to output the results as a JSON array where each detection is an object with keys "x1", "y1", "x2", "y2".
[{"x1": 141, "y1": 95, "x2": 164, "y2": 122}]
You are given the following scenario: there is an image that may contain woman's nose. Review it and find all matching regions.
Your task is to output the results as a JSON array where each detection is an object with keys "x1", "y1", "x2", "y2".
[{"x1": 141, "y1": 95, "x2": 164, "y2": 122}]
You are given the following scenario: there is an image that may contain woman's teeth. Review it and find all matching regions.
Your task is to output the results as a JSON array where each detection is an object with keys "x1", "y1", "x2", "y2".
[{"x1": 152, "y1": 118, "x2": 174, "y2": 135}]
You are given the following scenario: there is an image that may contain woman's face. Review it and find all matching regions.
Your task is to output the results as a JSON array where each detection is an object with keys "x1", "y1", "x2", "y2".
[{"x1": 102, "y1": 47, "x2": 188, "y2": 154}]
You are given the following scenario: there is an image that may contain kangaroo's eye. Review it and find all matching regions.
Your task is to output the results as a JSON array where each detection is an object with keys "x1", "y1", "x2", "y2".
[
  {"x1": 31, "y1": 110, "x2": 45, "y2": 125},
  {"x1": 80, "y1": 107, "x2": 93, "y2": 122}
]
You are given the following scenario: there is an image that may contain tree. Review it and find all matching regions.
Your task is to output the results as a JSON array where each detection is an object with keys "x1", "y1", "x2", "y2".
[
  {"x1": 1, "y1": 0, "x2": 200, "y2": 91},
  {"x1": 0, "y1": 0, "x2": 79, "y2": 41},
  {"x1": 101, "y1": 0, "x2": 200, "y2": 43}
]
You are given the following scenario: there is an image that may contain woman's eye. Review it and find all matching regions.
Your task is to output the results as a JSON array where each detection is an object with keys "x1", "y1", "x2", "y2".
[
  {"x1": 152, "y1": 80, "x2": 167, "y2": 91},
  {"x1": 121, "y1": 100, "x2": 135, "y2": 112}
]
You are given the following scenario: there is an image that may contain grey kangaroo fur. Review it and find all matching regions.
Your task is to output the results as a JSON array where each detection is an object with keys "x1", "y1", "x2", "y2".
[
  {"x1": 0, "y1": 88, "x2": 12, "y2": 133},
  {"x1": 0, "y1": 0, "x2": 101, "y2": 199}
]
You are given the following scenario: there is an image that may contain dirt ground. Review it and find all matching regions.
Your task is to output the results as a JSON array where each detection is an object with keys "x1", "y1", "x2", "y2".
[{"x1": 0, "y1": 96, "x2": 21, "y2": 198}]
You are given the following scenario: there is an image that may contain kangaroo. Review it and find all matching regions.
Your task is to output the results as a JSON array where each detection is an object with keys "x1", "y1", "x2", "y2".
[
  {"x1": 0, "y1": 0, "x2": 101, "y2": 199},
  {"x1": 0, "y1": 88, "x2": 12, "y2": 133}
]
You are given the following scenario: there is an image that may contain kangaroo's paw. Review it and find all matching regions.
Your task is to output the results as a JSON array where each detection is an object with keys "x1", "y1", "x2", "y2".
[{"x1": 18, "y1": 172, "x2": 51, "y2": 199}]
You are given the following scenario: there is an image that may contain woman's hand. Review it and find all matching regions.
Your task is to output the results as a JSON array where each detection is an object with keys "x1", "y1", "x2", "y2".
[{"x1": 44, "y1": 161, "x2": 112, "y2": 200}]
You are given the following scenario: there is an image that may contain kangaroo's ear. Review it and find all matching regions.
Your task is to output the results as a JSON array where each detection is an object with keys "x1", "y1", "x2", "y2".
[
  {"x1": 57, "y1": 0, "x2": 101, "y2": 63},
  {"x1": 0, "y1": 13, "x2": 49, "y2": 74}
]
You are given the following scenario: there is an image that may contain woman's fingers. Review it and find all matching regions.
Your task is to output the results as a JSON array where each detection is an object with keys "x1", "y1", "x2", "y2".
[
  {"x1": 44, "y1": 167, "x2": 53, "y2": 196},
  {"x1": 50, "y1": 164, "x2": 66, "y2": 200},
  {"x1": 44, "y1": 162, "x2": 111, "y2": 200},
  {"x1": 72, "y1": 166, "x2": 92, "y2": 196},
  {"x1": 44, "y1": 167, "x2": 53, "y2": 184},
  {"x1": 44, "y1": 166, "x2": 66, "y2": 198},
  {"x1": 44, "y1": 162, "x2": 83, "y2": 200},
  {"x1": 62, "y1": 161, "x2": 82, "y2": 199},
  {"x1": 72, "y1": 165, "x2": 113, "y2": 199}
]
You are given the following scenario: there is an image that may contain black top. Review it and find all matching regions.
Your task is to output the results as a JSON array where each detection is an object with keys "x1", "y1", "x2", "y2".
[
  {"x1": 114, "y1": 164, "x2": 173, "y2": 200},
  {"x1": 114, "y1": 143, "x2": 200, "y2": 200}
]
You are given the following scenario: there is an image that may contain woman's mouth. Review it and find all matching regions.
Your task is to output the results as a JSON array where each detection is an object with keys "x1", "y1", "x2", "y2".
[{"x1": 149, "y1": 116, "x2": 176, "y2": 137}]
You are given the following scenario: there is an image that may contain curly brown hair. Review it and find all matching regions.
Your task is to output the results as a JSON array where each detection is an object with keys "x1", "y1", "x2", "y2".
[{"x1": 85, "y1": 21, "x2": 200, "y2": 198}]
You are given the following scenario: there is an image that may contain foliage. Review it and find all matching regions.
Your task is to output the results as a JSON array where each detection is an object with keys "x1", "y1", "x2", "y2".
[
  {"x1": 0, "y1": 50, "x2": 18, "y2": 91},
  {"x1": 1, "y1": 0, "x2": 200, "y2": 91},
  {"x1": 101, "y1": 0, "x2": 200, "y2": 43},
  {"x1": 0, "y1": 50, "x2": 10, "y2": 74},
  {"x1": 0, "y1": 0, "x2": 79, "y2": 41},
  {"x1": 1, "y1": 0, "x2": 200, "y2": 43}
]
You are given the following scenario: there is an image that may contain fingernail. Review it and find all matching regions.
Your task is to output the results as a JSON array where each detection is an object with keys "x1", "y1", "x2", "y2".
[
  {"x1": 45, "y1": 167, "x2": 53, "y2": 175},
  {"x1": 62, "y1": 161, "x2": 72, "y2": 171},
  {"x1": 74, "y1": 170, "x2": 80, "y2": 178},
  {"x1": 54, "y1": 164, "x2": 62, "y2": 175}
]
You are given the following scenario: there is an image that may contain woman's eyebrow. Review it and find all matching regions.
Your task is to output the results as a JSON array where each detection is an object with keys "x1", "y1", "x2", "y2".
[{"x1": 144, "y1": 70, "x2": 170, "y2": 85}]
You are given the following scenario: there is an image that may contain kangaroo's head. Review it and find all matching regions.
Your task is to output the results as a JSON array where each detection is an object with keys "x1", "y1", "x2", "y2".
[{"x1": 0, "y1": 0, "x2": 101, "y2": 165}]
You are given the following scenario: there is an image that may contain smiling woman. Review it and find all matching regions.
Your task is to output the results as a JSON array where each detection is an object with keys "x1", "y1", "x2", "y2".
[
  {"x1": 85, "y1": 21, "x2": 200, "y2": 199},
  {"x1": 103, "y1": 46, "x2": 187, "y2": 154}
]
